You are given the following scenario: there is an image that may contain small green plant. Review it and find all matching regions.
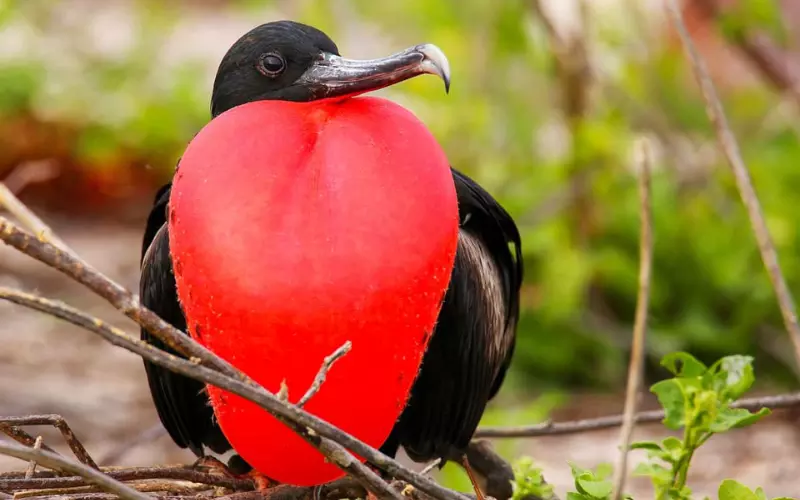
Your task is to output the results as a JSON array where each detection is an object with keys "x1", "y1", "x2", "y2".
[
  {"x1": 632, "y1": 353, "x2": 770, "y2": 499},
  {"x1": 510, "y1": 457, "x2": 555, "y2": 500},
  {"x1": 509, "y1": 353, "x2": 782, "y2": 500}
]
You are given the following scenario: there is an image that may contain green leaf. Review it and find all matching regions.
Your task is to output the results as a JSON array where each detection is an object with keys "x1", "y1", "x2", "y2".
[
  {"x1": 657, "y1": 436, "x2": 685, "y2": 464},
  {"x1": 629, "y1": 441, "x2": 661, "y2": 451},
  {"x1": 661, "y1": 436, "x2": 683, "y2": 450},
  {"x1": 709, "y1": 407, "x2": 770, "y2": 433},
  {"x1": 718, "y1": 479, "x2": 759, "y2": 500},
  {"x1": 511, "y1": 457, "x2": 554, "y2": 500},
  {"x1": 691, "y1": 389, "x2": 720, "y2": 431},
  {"x1": 651, "y1": 379, "x2": 686, "y2": 429},
  {"x1": 576, "y1": 477, "x2": 612, "y2": 499},
  {"x1": 568, "y1": 463, "x2": 614, "y2": 499},
  {"x1": 708, "y1": 355, "x2": 756, "y2": 401},
  {"x1": 662, "y1": 352, "x2": 707, "y2": 377},
  {"x1": 632, "y1": 461, "x2": 670, "y2": 478},
  {"x1": 566, "y1": 493, "x2": 592, "y2": 500},
  {"x1": 593, "y1": 463, "x2": 614, "y2": 481},
  {"x1": 568, "y1": 462, "x2": 589, "y2": 480}
]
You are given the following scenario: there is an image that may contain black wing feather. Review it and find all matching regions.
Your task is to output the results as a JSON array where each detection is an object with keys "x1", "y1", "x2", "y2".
[{"x1": 140, "y1": 183, "x2": 232, "y2": 457}]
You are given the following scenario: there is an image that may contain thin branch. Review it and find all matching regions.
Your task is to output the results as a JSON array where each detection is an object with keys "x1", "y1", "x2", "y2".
[
  {"x1": 0, "y1": 216, "x2": 236, "y2": 376},
  {"x1": 0, "y1": 285, "x2": 463, "y2": 500},
  {"x1": 0, "y1": 425, "x2": 61, "y2": 462},
  {"x1": 298, "y1": 341, "x2": 352, "y2": 407},
  {"x1": 0, "y1": 182, "x2": 69, "y2": 251},
  {"x1": 11, "y1": 481, "x2": 212, "y2": 499},
  {"x1": 2, "y1": 470, "x2": 417, "y2": 500},
  {"x1": 0, "y1": 415, "x2": 98, "y2": 469},
  {"x1": 24, "y1": 436, "x2": 43, "y2": 479},
  {"x1": 664, "y1": 0, "x2": 800, "y2": 374},
  {"x1": 474, "y1": 392, "x2": 800, "y2": 438},
  {"x1": 2, "y1": 473, "x2": 447, "y2": 500},
  {"x1": 611, "y1": 139, "x2": 653, "y2": 500},
  {"x1": 315, "y1": 438, "x2": 401, "y2": 500},
  {"x1": 420, "y1": 460, "x2": 441, "y2": 477},
  {"x1": 0, "y1": 441, "x2": 149, "y2": 500},
  {"x1": 1, "y1": 465, "x2": 254, "y2": 491}
]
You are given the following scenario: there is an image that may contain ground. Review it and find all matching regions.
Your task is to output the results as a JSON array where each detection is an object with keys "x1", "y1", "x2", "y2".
[{"x1": 1, "y1": 215, "x2": 799, "y2": 499}]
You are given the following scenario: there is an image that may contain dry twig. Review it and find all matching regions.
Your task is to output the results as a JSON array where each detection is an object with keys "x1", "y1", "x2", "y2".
[
  {"x1": 611, "y1": 139, "x2": 653, "y2": 500},
  {"x1": 419, "y1": 460, "x2": 441, "y2": 477},
  {"x1": 297, "y1": 341, "x2": 352, "y2": 407},
  {"x1": 0, "y1": 425, "x2": 60, "y2": 463},
  {"x1": 665, "y1": 0, "x2": 800, "y2": 374},
  {"x1": 475, "y1": 392, "x2": 800, "y2": 438},
  {"x1": 0, "y1": 182, "x2": 69, "y2": 251},
  {"x1": 0, "y1": 464, "x2": 254, "y2": 491},
  {"x1": 25, "y1": 436, "x2": 43, "y2": 479},
  {"x1": 0, "y1": 415, "x2": 97, "y2": 470},
  {"x1": 0, "y1": 441, "x2": 148, "y2": 500}
]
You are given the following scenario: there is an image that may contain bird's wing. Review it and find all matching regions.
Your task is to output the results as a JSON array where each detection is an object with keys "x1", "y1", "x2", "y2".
[
  {"x1": 390, "y1": 168, "x2": 523, "y2": 462},
  {"x1": 140, "y1": 183, "x2": 230, "y2": 457},
  {"x1": 451, "y1": 168, "x2": 522, "y2": 401}
]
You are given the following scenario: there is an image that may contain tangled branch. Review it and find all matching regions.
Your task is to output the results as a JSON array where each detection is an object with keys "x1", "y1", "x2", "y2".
[{"x1": 0, "y1": 441, "x2": 149, "y2": 500}]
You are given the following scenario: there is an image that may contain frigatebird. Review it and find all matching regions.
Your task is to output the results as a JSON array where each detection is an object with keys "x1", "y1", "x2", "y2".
[{"x1": 140, "y1": 19, "x2": 522, "y2": 487}]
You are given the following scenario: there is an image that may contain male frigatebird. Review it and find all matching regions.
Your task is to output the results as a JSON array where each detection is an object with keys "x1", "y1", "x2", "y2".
[{"x1": 140, "y1": 20, "x2": 522, "y2": 488}]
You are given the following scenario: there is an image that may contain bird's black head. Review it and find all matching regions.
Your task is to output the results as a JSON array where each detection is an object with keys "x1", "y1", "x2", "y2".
[{"x1": 210, "y1": 20, "x2": 450, "y2": 117}]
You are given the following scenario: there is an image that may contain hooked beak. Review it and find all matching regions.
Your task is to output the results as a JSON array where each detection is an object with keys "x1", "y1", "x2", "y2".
[{"x1": 294, "y1": 44, "x2": 451, "y2": 101}]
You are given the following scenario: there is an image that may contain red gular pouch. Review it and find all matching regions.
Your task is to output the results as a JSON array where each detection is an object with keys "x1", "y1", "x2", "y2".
[{"x1": 167, "y1": 96, "x2": 459, "y2": 486}]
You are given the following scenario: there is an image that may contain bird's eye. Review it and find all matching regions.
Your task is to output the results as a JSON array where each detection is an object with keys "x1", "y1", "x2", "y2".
[{"x1": 258, "y1": 53, "x2": 286, "y2": 77}]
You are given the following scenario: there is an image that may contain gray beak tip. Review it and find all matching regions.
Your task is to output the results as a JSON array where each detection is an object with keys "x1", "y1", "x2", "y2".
[{"x1": 416, "y1": 44, "x2": 451, "y2": 94}]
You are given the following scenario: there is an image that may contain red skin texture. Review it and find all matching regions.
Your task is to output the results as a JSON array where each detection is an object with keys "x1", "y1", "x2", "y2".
[{"x1": 168, "y1": 96, "x2": 459, "y2": 486}]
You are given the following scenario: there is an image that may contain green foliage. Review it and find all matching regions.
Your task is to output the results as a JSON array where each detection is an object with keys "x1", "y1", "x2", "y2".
[
  {"x1": 508, "y1": 353, "x2": 784, "y2": 500},
  {"x1": 511, "y1": 457, "x2": 554, "y2": 500},
  {"x1": 632, "y1": 353, "x2": 769, "y2": 499}
]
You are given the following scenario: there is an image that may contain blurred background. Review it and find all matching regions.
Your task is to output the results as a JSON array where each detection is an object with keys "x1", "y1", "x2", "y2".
[{"x1": 1, "y1": 0, "x2": 800, "y2": 497}]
